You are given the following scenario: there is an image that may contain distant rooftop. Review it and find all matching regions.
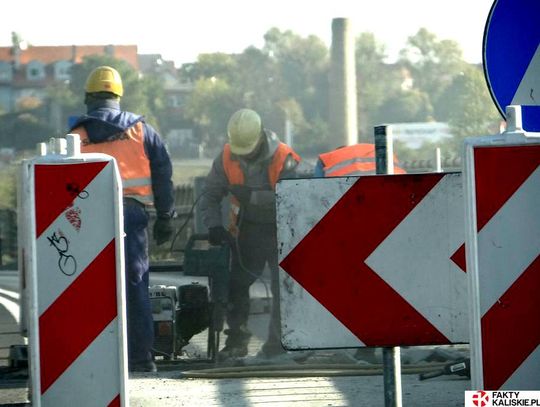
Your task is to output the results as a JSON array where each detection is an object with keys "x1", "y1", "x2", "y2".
[{"x1": 0, "y1": 44, "x2": 139, "y2": 69}]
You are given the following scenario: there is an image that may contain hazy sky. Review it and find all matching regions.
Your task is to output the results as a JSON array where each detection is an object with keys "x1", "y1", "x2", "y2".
[{"x1": 2, "y1": 0, "x2": 495, "y2": 67}]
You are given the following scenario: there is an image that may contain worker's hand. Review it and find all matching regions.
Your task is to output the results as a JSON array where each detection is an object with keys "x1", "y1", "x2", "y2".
[
  {"x1": 208, "y1": 226, "x2": 230, "y2": 246},
  {"x1": 153, "y1": 217, "x2": 174, "y2": 246},
  {"x1": 228, "y1": 185, "x2": 252, "y2": 204}
]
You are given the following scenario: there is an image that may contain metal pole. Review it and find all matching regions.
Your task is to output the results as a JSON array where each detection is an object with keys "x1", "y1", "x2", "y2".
[
  {"x1": 374, "y1": 125, "x2": 395, "y2": 175},
  {"x1": 383, "y1": 347, "x2": 403, "y2": 407},
  {"x1": 374, "y1": 124, "x2": 403, "y2": 407},
  {"x1": 435, "y1": 147, "x2": 442, "y2": 173},
  {"x1": 285, "y1": 118, "x2": 293, "y2": 147}
]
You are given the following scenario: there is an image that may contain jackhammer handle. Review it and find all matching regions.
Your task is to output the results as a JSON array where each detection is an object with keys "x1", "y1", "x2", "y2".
[{"x1": 419, "y1": 369, "x2": 444, "y2": 381}]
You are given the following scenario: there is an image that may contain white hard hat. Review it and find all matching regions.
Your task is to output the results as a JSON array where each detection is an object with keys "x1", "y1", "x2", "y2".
[{"x1": 227, "y1": 109, "x2": 263, "y2": 155}]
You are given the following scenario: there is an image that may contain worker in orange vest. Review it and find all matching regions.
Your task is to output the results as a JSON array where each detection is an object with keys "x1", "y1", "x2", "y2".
[
  {"x1": 314, "y1": 143, "x2": 406, "y2": 177},
  {"x1": 200, "y1": 108, "x2": 303, "y2": 360},
  {"x1": 70, "y1": 66, "x2": 175, "y2": 373}
]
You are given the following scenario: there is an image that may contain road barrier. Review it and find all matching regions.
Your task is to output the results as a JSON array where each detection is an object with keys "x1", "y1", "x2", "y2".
[{"x1": 19, "y1": 135, "x2": 128, "y2": 407}]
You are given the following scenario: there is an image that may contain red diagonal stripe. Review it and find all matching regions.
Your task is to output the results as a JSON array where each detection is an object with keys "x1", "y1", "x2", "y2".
[
  {"x1": 39, "y1": 240, "x2": 117, "y2": 393},
  {"x1": 474, "y1": 145, "x2": 540, "y2": 231},
  {"x1": 481, "y1": 254, "x2": 540, "y2": 389},
  {"x1": 108, "y1": 394, "x2": 121, "y2": 407},
  {"x1": 35, "y1": 161, "x2": 109, "y2": 238},
  {"x1": 281, "y1": 174, "x2": 449, "y2": 345}
]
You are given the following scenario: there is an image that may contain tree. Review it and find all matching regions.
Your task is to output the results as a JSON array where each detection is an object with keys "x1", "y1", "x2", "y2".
[
  {"x1": 264, "y1": 28, "x2": 329, "y2": 122},
  {"x1": 181, "y1": 28, "x2": 331, "y2": 156},
  {"x1": 399, "y1": 28, "x2": 466, "y2": 110},
  {"x1": 438, "y1": 65, "x2": 502, "y2": 155},
  {"x1": 356, "y1": 32, "x2": 403, "y2": 140},
  {"x1": 184, "y1": 76, "x2": 237, "y2": 156},
  {"x1": 377, "y1": 88, "x2": 434, "y2": 124},
  {"x1": 0, "y1": 110, "x2": 55, "y2": 150}
]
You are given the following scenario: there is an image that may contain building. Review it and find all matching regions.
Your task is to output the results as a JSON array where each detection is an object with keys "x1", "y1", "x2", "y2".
[
  {"x1": 0, "y1": 42, "x2": 198, "y2": 156},
  {"x1": 0, "y1": 43, "x2": 138, "y2": 114}
]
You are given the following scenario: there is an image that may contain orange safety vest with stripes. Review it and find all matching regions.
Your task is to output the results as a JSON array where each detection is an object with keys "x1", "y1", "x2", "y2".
[
  {"x1": 319, "y1": 143, "x2": 406, "y2": 176},
  {"x1": 73, "y1": 122, "x2": 154, "y2": 205},
  {"x1": 222, "y1": 142, "x2": 301, "y2": 234}
]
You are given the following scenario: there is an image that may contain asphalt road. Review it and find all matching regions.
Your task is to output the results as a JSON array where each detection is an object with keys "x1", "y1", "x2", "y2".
[{"x1": 0, "y1": 269, "x2": 471, "y2": 406}]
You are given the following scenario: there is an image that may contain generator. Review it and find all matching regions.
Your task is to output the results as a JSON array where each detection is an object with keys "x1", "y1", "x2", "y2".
[
  {"x1": 149, "y1": 285, "x2": 178, "y2": 358},
  {"x1": 150, "y1": 233, "x2": 230, "y2": 361},
  {"x1": 150, "y1": 283, "x2": 210, "y2": 360}
]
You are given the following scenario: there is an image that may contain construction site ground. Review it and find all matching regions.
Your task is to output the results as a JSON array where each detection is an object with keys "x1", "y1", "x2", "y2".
[{"x1": 0, "y1": 269, "x2": 471, "y2": 406}]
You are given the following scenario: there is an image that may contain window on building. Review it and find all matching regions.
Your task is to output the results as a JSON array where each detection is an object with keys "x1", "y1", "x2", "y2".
[
  {"x1": 0, "y1": 62, "x2": 12, "y2": 81},
  {"x1": 168, "y1": 94, "x2": 185, "y2": 108},
  {"x1": 26, "y1": 61, "x2": 45, "y2": 81},
  {"x1": 54, "y1": 60, "x2": 72, "y2": 81}
]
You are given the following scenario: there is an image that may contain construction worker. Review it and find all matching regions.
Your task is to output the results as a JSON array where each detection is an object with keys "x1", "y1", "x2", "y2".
[
  {"x1": 200, "y1": 108, "x2": 302, "y2": 360},
  {"x1": 314, "y1": 143, "x2": 406, "y2": 177},
  {"x1": 69, "y1": 66, "x2": 175, "y2": 372}
]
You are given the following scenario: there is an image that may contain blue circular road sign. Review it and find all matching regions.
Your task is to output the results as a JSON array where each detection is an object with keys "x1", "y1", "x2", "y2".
[{"x1": 484, "y1": 0, "x2": 540, "y2": 131}]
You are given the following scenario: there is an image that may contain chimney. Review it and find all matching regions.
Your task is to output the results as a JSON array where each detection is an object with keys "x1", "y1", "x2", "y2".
[
  {"x1": 71, "y1": 45, "x2": 77, "y2": 63},
  {"x1": 329, "y1": 18, "x2": 358, "y2": 147}
]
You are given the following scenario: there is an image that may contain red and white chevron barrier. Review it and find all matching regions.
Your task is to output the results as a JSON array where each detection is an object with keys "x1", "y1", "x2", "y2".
[
  {"x1": 20, "y1": 135, "x2": 128, "y2": 406},
  {"x1": 465, "y1": 109, "x2": 540, "y2": 390},
  {"x1": 277, "y1": 172, "x2": 467, "y2": 349}
]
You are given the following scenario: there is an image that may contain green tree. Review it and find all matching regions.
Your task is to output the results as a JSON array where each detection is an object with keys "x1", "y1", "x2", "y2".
[
  {"x1": 399, "y1": 28, "x2": 466, "y2": 111},
  {"x1": 181, "y1": 29, "x2": 331, "y2": 156},
  {"x1": 262, "y1": 28, "x2": 330, "y2": 154},
  {"x1": 0, "y1": 110, "x2": 54, "y2": 150},
  {"x1": 186, "y1": 53, "x2": 238, "y2": 82},
  {"x1": 356, "y1": 32, "x2": 403, "y2": 140},
  {"x1": 438, "y1": 65, "x2": 502, "y2": 155},
  {"x1": 376, "y1": 88, "x2": 434, "y2": 124},
  {"x1": 184, "y1": 76, "x2": 237, "y2": 156},
  {"x1": 264, "y1": 28, "x2": 329, "y2": 121}
]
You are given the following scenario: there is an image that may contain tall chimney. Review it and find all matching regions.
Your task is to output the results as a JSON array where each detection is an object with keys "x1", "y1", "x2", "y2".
[{"x1": 329, "y1": 18, "x2": 358, "y2": 148}]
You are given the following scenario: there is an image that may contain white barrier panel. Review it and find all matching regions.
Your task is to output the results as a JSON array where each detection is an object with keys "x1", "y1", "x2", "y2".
[
  {"x1": 20, "y1": 136, "x2": 128, "y2": 406},
  {"x1": 464, "y1": 113, "x2": 540, "y2": 390},
  {"x1": 277, "y1": 172, "x2": 468, "y2": 349}
]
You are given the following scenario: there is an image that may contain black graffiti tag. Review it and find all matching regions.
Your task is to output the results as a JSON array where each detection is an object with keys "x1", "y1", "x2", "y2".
[
  {"x1": 47, "y1": 232, "x2": 77, "y2": 276},
  {"x1": 66, "y1": 182, "x2": 89, "y2": 200}
]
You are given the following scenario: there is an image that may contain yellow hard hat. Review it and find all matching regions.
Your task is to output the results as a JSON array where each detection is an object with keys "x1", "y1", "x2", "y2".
[
  {"x1": 227, "y1": 109, "x2": 263, "y2": 155},
  {"x1": 85, "y1": 66, "x2": 123, "y2": 97}
]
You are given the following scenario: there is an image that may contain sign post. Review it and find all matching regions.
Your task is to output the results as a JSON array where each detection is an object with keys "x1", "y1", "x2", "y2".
[{"x1": 374, "y1": 124, "x2": 401, "y2": 407}]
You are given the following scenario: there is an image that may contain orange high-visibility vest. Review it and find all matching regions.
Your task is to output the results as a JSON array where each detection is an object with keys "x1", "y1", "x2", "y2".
[
  {"x1": 319, "y1": 144, "x2": 406, "y2": 176},
  {"x1": 73, "y1": 122, "x2": 154, "y2": 205},
  {"x1": 222, "y1": 142, "x2": 300, "y2": 233}
]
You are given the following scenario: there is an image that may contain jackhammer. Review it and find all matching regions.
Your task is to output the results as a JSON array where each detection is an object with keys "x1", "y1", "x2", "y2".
[
  {"x1": 418, "y1": 358, "x2": 470, "y2": 380},
  {"x1": 150, "y1": 233, "x2": 230, "y2": 362}
]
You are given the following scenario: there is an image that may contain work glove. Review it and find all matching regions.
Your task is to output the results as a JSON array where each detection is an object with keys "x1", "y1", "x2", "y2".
[
  {"x1": 208, "y1": 226, "x2": 230, "y2": 246},
  {"x1": 153, "y1": 217, "x2": 174, "y2": 246},
  {"x1": 228, "y1": 185, "x2": 252, "y2": 205}
]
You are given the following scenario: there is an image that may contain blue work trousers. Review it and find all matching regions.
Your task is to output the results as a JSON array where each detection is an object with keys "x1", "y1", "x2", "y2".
[{"x1": 124, "y1": 202, "x2": 154, "y2": 364}]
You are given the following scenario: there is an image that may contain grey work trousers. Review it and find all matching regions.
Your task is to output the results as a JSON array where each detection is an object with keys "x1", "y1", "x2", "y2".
[{"x1": 225, "y1": 220, "x2": 281, "y2": 351}]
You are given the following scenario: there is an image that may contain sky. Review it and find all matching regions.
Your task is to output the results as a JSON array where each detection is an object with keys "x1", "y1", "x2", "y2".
[{"x1": 2, "y1": 0, "x2": 496, "y2": 68}]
